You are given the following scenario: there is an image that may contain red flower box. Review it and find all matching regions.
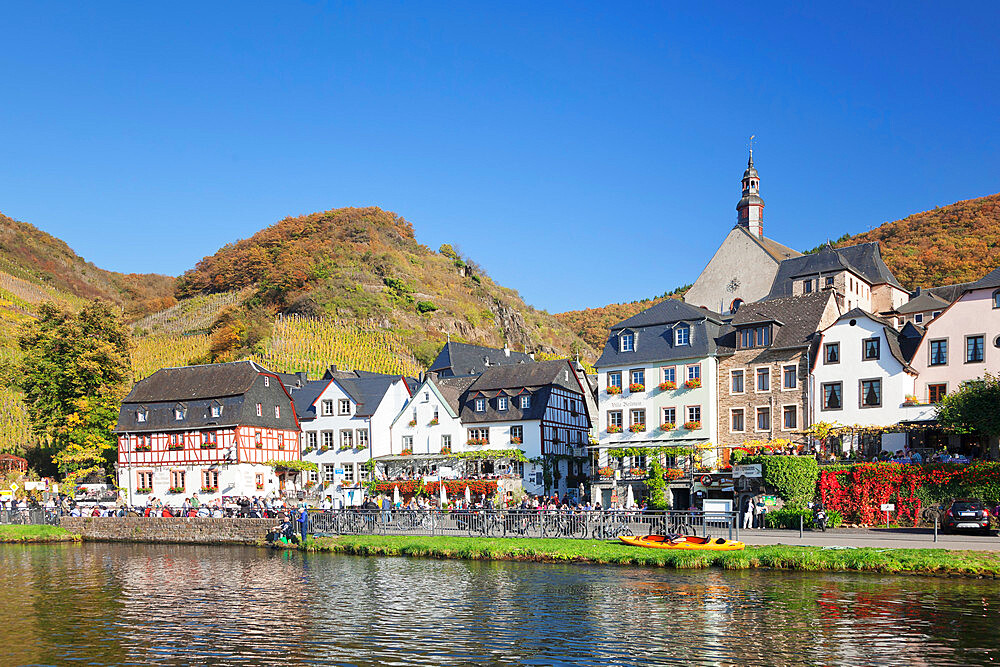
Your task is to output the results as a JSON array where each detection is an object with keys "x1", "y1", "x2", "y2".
[
  {"x1": 628, "y1": 423, "x2": 647, "y2": 433},
  {"x1": 607, "y1": 425, "x2": 623, "y2": 433},
  {"x1": 658, "y1": 381, "x2": 677, "y2": 391},
  {"x1": 683, "y1": 421, "x2": 701, "y2": 430},
  {"x1": 628, "y1": 383, "x2": 645, "y2": 393},
  {"x1": 684, "y1": 378, "x2": 702, "y2": 389},
  {"x1": 607, "y1": 385, "x2": 622, "y2": 395},
  {"x1": 659, "y1": 422, "x2": 676, "y2": 431}
]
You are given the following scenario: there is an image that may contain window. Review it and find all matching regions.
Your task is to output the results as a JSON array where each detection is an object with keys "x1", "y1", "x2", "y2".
[
  {"x1": 861, "y1": 379, "x2": 882, "y2": 407},
  {"x1": 966, "y1": 335, "x2": 985, "y2": 363},
  {"x1": 274, "y1": 405, "x2": 281, "y2": 419},
  {"x1": 323, "y1": 465, "x2": 336, "y2": 483},
  {"x1": 932, "y1": 311, "x2": 941, "y2": 319},
  {"x1": 687, "y1": 364, "x2": 700, "y2": 381},
  {"x1": 620, "y1": 333, "x2": 634, "y2": 352},
  {"x1": 782, "y1": 365, "x2": 797, "y2": 389},
  {"x1": 994, "y1": 289, "x2": 1000, "y2": 309},
  {"x1": 322, "y1": 431, "x2": 334, "y2": 449},
  {"x1": 170, "y1": 470, "x2": 185, "y2": 491},
  {"x1": 339, "y1": 399, "x2": 351, "y2": 415},
  {"x1": 756, "y1": 368, "x2": 770, "y2": 392},
  {"x1": 687, "y1": 406, "x2": 700, "y2": 424},
  {"x1": 825, "y1": 276, "x2": 834, "y2": 287},
  {"x1": 264, "y1": 376, "x2": 269, "y2": 387},
  {"x1": 402, "y1": 435, "x2": 413, "y2": 450},
  {"x1": 254, "y1": 431, "x2": 262, "y2": 446},
  {"x1": 731, "y1": 370, "x2": 745, "y2": 394},
  {"x1": 822, "y1": 382, "x2": 843, "y2": 410},
  {"x1": 929, "y1": 339, "x2": 948, "y2": 366},
  {"x1": 423, "y1": 392, "x2": 430, "y2": 403},
  {"x1": 201, "y1": 431, "x2": 217, "y2": 447},
  {"x1": 255, "y1": 403, "x2": 262, "y2": 417},
  {"x1": 520, "y1": 394, "x2": 531, "y2": 409},
  {"x1": 357, "y1": 429, "x2": 369, "y2": 448},
  {"x1": 630, "y1": 368, "x2": 645, "y2": 386},
  {"x1": 432, "y1": 407, "x2": 439, "y2": 421},
  {"x1": 441, "y1": 434, "x2": 451, "y2": 450},
  {"x1": 202, "y1": 470, "x2": 219, "y2": 490},
  {"x1": 137, "y1": 471, "x2": 154, "y2": 491},
  {"x1": 738, "y1": 325, "x2": 771, "y2": 349},
  {"x1": 915, "y1": 313, "x2": 924, "y2": 324},
  {"x1": 607, "y1": 372, "x2": 622, "y2": 390},
  {"x1": 731, "y1": 409, "x2": 745, "y2": 432},
  {"x1": 608, "y1": 411, "x2": 623, "y2": 428},
  {"x1": 662, "y1": 407, "x2": 676, "y2": 425},
  {"x1": 174, "y1": 406, "x2": 186, "y2": 420},
  {"x1": 756, "y1": 407, "x2": 771, "y2": 431},
  {"x1": 467, "y1": 428, "x2": 489, "y2": 443},
  {"x1": 662, "y1": 367, "x2": 676, "y2": 384},
  {"x1": 340, "y1": 430, "x2": 353, "y2": 448},
  {"x1": 170, "y1": 433, "x2": 180, "y2": 446},
  {"x1": 675, "y1": 325, "x2": 690, "y2": 346},
  {"x1": 498, "y1": 396, "x2": 508, "y2": 411},
  {"x1": 863, "y1": 338, "x2": 880, "y2": 360},
  {"x1": 824, "y1": 342, "x2": 840, "y2": 364},
  {"x1": 343, "y1": 464, "x2": 355, "y2": 483},
  {"x1": 210, "y1": 405, "x2": 222, "y2": 418},
  {"x1": 782, "y1": 405, "x2": 797, "y2": 429},
  {"x1": 630, "y1": 409, "x2": 646, "y2": 427},
  {"x1": 307, "y1": 432, "x2": 317, "y2": 449},
  {"x1": 510, "y1": 425, "x2": 523, "y2": 443},
  {"x1": 321, "y1": 400, "x2": 334, "y2": 416},
  {"x1": 474, "y1": 398, "x2": 486, "y2": 412},
  {"x1": 136, "y1": 409, "x2": 147, "y2": 423},
  {"x1": 928, "y1": 383, "x2": 947, "y2": 403},
  {"x1": 730, "y1": 298, "x2": 744, "y2": 314},
  {"x1": 803, "y1": 279, "x2": 813, "y2": 293}
]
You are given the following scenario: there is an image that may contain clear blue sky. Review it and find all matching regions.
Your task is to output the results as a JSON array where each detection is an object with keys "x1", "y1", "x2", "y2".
[{"x1": 0, "y1": 2, "x2": 997, "y2": 312}]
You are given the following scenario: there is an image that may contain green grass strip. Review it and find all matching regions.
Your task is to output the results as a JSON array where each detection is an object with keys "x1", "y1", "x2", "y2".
[
  {"x1": 0, "y1": 525, "x2": 81, "y2": 543},
  {"x1": 303, "y1": 535, "x2": 1000, "y2": 578}
]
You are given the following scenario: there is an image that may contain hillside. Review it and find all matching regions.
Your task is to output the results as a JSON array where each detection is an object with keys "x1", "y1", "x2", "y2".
[
  {"x1": 173, "y1": 206, "x2": 595, "y2": 366},
  {"x1": 554, "y1": 286, "x2": 689, "y2": 351}
]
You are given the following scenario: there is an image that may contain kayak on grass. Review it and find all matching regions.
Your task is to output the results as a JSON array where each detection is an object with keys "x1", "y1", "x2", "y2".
[{"x1": 619, "y1": 534, "x2": 746, "y2": 551}]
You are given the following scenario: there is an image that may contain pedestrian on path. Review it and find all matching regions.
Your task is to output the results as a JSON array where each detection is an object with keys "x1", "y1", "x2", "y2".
[{"x1": 743, "y1": 495, "x2": 757, "y2": 529}]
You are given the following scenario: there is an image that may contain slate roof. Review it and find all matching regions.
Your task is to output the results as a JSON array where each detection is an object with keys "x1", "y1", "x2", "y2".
[
  {"x1": 467, "y1": 359, "x2": 579, "y2": 392},
  {"x1": 611, "y1": 298, "x2": 721, "y2": 329},
  {"x1": 290, "y1": 380, "x2": 328, "y2": 420},
  {"x1": 293, "y1": 375, "x2": 416, "y2": 420},
  {"x1": 596, "y1": 319, "x2": 727, "y2": 368},
  {"x1": 725, "y1": 291, "x2": 835, "y2": 350},
  {"x1": 923, "y1": 282, "x2": 977, "y2": 303},
  {"x1": 766, "y1": 242, "x2": 903, "y2": 298},
  {"x1": 428, "y1": 342, "x2": 534, "y2": 377},
  {"x1": 736, "y1": 226, "x2": 801, "y2": 262},
  {"x1": 433, "y1": 376, "x2": 478, "y2": 414},
  {"x1": 895, "y1": 291, "x2": 949, "y2": 314},
  {"x1": 968, "y1": 266, "x2": 1000, "y2": 291},
  {"x1": 825, "y1": 308, "x2": 915, "y2": 371},
  {"x1": 123, "y1": 360, "x2": 265, "y2": 403}
]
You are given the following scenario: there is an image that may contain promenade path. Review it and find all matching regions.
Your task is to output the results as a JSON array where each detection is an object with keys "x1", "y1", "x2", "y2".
[{"x1": 739, "y1": 527, "x2": 1000, "y2": 551}]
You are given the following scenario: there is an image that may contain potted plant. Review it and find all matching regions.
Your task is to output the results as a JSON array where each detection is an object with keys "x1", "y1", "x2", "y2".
[
  {"x1": 429, "y1": 418, "x2": 439, "y2": 426},
  {"x1": 400, "y1": 448, "x2": 413, "y2": 456},
  {"x1": 629, "y1": 467, "x2": 646, "y2": 478},
  {"x1": 607, "y1": 424, "x2": 623, "y2": 433},
  {"x1": 168, "y1": 486, "x2": 184, "y2": 494},
  {"x1": 466, "y1": 437, "x2": 487, "y2": 446},
  {"x1": 607, "y1": 385, "x2": 622, "y2": 395},
  {"x1": 511, "y1": 436, "x2": 522, "y2": 444},
  {"x1": 440, "y1": 445, "x2": 452, "y2": 455},
  {"x1": 135, "y1": 444, "x2": 151, "y2": 453},
  {"x1": 683, "y1": 420, "x2": 701, "y2": 430},
  {"x1": 658, "y1": 381, "x2": 677, "y2": 391},
  {"x1": 167, "y1": 444, "x2": 184, "y2": 451},
  {"x1": 254, "y1": 442, "x2": 263, "y2": 449},
  {"x1": 684, "y1": 378, "x2": 702, "y2": 389},
  {"x1": 598, "y1": 466, "x2": 615, "y2": 479},
  {"x1": 408, "y1": 419, "x2": 417, "y2": 427},
  {"x1": 255, "y1": 482, "x2": 264, "y2": 490},
  {"x1": 200, "y1": 486, "x2": 218, "y2": 493},
  {"x1": 304, "y1": 481, "x2": 315, "y2": 490},
  {"x1": 629, "y1": 423, "x2": 647, "y2": 433},
  {"x1": 663, "y1": 468, "x2": 684, "y2": 481},
  {"x1": 660, "y1": 422, "x2": 676, "y2": 431},
  {"x1": 903, "y1": 394, "x2": 920, "y2": 406},
  {"x1": 135, "y1": 487, "x2": 152, "y2": 494},
  {"x1": 628, "y1": 383, "x2": 645, "y2": 393}
]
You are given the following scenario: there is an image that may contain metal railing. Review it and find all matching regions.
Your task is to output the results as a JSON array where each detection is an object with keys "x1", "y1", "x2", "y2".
[
  {"x1": 0, "y1": 508, "x2": 63, "y2": 526},
  {"x1": 307, "y1": 509, "x2": 740, "y2": 541}
]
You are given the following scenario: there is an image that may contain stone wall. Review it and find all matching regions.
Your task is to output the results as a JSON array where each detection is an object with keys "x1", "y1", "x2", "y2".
[{"x1": 61, "y1": 516, "x2": 278, "y2": 545}]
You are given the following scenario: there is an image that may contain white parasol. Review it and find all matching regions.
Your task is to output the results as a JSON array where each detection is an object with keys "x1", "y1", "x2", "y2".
[
  {"x1": 393, "y1": 484, "x2": 401, "y2": 506},
  {"x1": 439, "y1": 481, "x2": 448, "y2": 506},
  {"x1": 464, "y1": 484, "x2": 471, "y2": 505},
  {"x1": 625, "y1": 484, "x2": 635, "y2": 509}
]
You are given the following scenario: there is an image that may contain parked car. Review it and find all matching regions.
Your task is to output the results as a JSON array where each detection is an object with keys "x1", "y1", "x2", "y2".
[{"x1": 943, "y1": 499, "x2": 992, "y2": 535}]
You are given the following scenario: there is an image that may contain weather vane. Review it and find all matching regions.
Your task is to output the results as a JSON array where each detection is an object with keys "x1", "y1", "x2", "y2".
[{"x1": 749, "y1": 134, "x2": 755, "y2": 155}]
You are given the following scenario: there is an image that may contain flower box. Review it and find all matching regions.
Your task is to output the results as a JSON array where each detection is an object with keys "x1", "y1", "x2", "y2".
[
  {"x1": 199, "y1": 443, "x2": 216, "y2": 449},
  {"x1": 167, "y1": 445, "x2": 184, "y2": 451},
  {"x1": 628, "y1": 423, "x2": 647, "y2": 433},
  {"x1": 168, "y1": 486, "x2": 184, "y2": 494},
  {"x1": 598, "y1": 466, "x2": 615, "y2": 479},
  {"x1": 400, "y1": 448, "x2": 413, "y2": 456},
  {"x1": 684, "y1": 378, "x2": 702, "y2": 389},
  {"x1": 659, "y1": 422, "x2": 676, "y2": 431},
  {"x1": 663, "y1": 468, "x2": 684, "y2": 482},
  {"x1": 510, "y1": 436, "x2": 522, "y2": 445},
  {"x1": 135, "y1": 445, "x2": 151, "y2": 453},
  {"x1": 255, "y1": 483, "x2": 264, "y2": 490},
  {"x1": 277, "y1": 443, "x2": 285, "y2": 450},
  {"x1": 338, "y1": 445, "x2": 352, "y2": 452},
  {"x1": 606, "y1": 385, "x2": 622, "y2": 395},
  {"x1": 466, "y1": 437, "x2": 488, "y2": 446},
  {"x1": 440, "y1": 446, "x2": 452, "y2": 455},
  {"x1": 304, "y1": 481, "x2": 315, "y2": 489},
  {"x1": 607, "y1": 425, "x2": 623, "y2": 434},
  {"x1": 902, "y1": 395, "x2": 920, "y2": 406},
  {"x1": 408, "y1": 419, "x2": 417, "y2": 427},
  {"x1": 135, "y1": 487, "x2": 152, "y2": 494},
  {"x1": 628, "y1": 383, "x2": 645, "y2": 393},
  {"x1": 200, "y1": 486, "x2": 218, "y2": 493},
  {"x1": 629, "y1": 468, "x2": 646, "y2": 478},
  {"x1": 658, "y1": 381, "x2": 677, "y2": 391},
  {"x1": 254, "y1": 443, "x2": 263, "y2": 449},
  {"x1": 429, "y1": 419, "x2": 439, "y2": 426},
  {"x1": 683, "y1": 421, "x2": 701, "y2": 430}
]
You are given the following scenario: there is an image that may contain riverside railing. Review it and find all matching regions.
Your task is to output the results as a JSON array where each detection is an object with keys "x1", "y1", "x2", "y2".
[
  {"x1": 0, "y1": 508, "x2": 63, "y2": 526},
  {"x1": 307, "y1": 508, "x2": 740, "y2": 541}
]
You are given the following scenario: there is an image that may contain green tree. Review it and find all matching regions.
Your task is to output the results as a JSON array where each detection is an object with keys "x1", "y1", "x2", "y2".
[
  {"x1": 938, "y1": 374, "x2": 1000, "y2": 460},
  {"x1": 18, "y1": 301, "x2": 132, "y2": 480},
  {"x1": 644, "y1": 457, "x2": 669, "y2": 510}
]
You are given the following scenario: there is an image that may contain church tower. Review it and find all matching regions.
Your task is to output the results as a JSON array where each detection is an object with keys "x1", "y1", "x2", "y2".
[{"x1": 736, "y1": 150, "x2": 764, "y2": 237}]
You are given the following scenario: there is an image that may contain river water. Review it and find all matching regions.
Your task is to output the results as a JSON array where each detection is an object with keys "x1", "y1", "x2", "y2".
[{"x1": 0, "y1": 543, "x2": 997, "y2": 665}]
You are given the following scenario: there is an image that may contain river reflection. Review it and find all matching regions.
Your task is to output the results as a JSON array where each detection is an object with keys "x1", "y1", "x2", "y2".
[{"x1": 0, "y1": 543, "x2": 996, "y2": 665}]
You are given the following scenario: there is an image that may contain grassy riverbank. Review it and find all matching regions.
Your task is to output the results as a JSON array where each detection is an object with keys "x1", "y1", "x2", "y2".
[
  {"x1": 0, "y1": 525, "x2": 80, "y2": 543},
  {"x1": 304, "y1": 535, "x2": 1000, "y2": 577}
]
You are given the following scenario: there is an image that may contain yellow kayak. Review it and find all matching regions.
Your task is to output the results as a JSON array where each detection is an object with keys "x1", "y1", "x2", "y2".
[{"x1": 620, "y1": 534, "x2": 746, "y2": 551}]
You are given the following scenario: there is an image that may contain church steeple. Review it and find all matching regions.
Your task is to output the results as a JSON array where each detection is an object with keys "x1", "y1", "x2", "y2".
[{"x1": 736, "y1": 148, "x2": 765, "y2": 237}]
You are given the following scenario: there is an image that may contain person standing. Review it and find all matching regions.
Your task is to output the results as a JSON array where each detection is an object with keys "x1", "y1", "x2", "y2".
[
  {"x1": 743, "y1": 495, "x2": 757, "y2": 529},
  {"x1": 297, "y1": 507, "x2": 309, "y2": 544}
]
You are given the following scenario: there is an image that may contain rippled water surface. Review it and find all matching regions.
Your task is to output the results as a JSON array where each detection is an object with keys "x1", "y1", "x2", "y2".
[{"x1": 0, "y1": 543, "x2": 998, "y2": 665}]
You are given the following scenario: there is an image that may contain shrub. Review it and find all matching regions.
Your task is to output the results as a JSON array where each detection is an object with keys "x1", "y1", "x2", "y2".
[
  {"x1": 416, "y1": 300, "x2": 438, "y2": 314},
  {"x1": 763, "y1": 507, "x2": 843, "y2": 529},
  {"x1": 743, "y1": 455, "x2": 819, "y2": 509},
  {"x1": 645, "y1": 459, "x2": 669, "y2": 509}
]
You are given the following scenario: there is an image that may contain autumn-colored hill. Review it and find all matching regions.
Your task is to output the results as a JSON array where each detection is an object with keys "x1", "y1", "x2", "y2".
[
  {"x1": 173, "y1": 206, "x2": 595, "y2": 366},
  {"x1": 831, "y1": 192, "x2": 1000, "y2": 289},
  {"x1": 554, "y1": 286, "x2": 689, "y2": 351}
]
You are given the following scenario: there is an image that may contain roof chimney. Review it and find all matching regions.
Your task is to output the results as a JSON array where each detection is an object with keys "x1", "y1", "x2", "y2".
[{"x1": 503, "y1": 344, "x2": 510, "y2": 357}]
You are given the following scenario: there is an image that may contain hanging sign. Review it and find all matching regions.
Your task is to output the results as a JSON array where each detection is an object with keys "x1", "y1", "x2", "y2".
[
  {"x1": 732, "y1": 464, "x2": 763, "y2": 478},
  {"x1": 880, "y1": 503, "x2": 895, "y2": 512}
]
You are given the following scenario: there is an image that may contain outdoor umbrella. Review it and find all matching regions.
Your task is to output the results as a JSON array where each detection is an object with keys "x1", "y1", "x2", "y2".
[
  {"x1": 625, "y1": 484, "x2": 634, "y2": 509},
  {"x1": 464, "y1": 485, "x2": 471, "y2": 505},
  {"x1": 440, "y1": 481, "x2": 447, "y2": 506},
  {"x1": 393, "y1": 484, "x2": 401, "y2": 506},
  {"x1": 578, "y1": 482, "x2": 585, "y2": 501}
]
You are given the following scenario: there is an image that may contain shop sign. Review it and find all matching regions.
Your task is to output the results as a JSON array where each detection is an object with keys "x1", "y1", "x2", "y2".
[{"x1": 732, "y1": 464, "x2": 762, "y2": 478}]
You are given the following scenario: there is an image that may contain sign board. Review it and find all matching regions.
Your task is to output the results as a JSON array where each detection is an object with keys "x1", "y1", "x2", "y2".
[
  {"x1": 24, "y1": 481, "x2": 44, "y2": 491},
  {"x1": 334, "y1": 468, "x2": 345, "y2": 475},
  {"x1": 880, "y1": 503, "x2": 895, "y2": 512},
  {"x1": 9, "y1": 483, "x2": 17, "y2": 493},
  {"x1": 732, "y1": 464, "x2": 763, "y2": 478},
  {"x1": 763, "y1": 495, "x2": 778, "y2": 506}
]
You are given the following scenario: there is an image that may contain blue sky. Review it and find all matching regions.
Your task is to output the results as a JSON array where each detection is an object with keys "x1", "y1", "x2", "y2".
[{"x1": 0, "y1": 2, "x2": 997, "y2": 312}]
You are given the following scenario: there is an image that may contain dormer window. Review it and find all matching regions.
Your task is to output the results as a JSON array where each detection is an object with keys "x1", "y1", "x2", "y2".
[
  {"x1": 264, "y1": 376, "x2": 269, "y2": 387},
  {"x1": 620, "y1": 332, "x2": 634, "y2": 352},
  {"x1": 474, "y1": 398, "x2": 486, "y2": 412},
  {"x1": 993, "y1": 289, "x2": 1000, "y2": 309},
  {"x1": 136, "y1": 408, "x2": 147, "y2": 423},
  {"x1": 210, "y1": 403, "x2": 222, "y2": 418},
  {"x1": 675, "y1": 324, "x2": 690, "y2": 346},
  {"x1": 174, "y1": 405, "x2": 186, "y2": 420},
  {"x1": 729, "y1": 299, "x2": 743, "y2": 314},
  {"x1": 738, "y1": 325, "x2": 771, "y2": 349},
  {"x1": 498, "y1": 397, "x2": 508, "y2": 411}
]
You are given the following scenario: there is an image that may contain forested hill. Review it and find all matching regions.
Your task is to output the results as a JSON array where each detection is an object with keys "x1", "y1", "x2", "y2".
[
  {"x1": 173, "y1": 206, "x2": 595, "y2": 365},
  {"x1": 829, "y1": 192, "x2": 1000, "y2": 289},
  {"x1": 0, "y1": 211, "x2": 175, "y2": 318}
]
